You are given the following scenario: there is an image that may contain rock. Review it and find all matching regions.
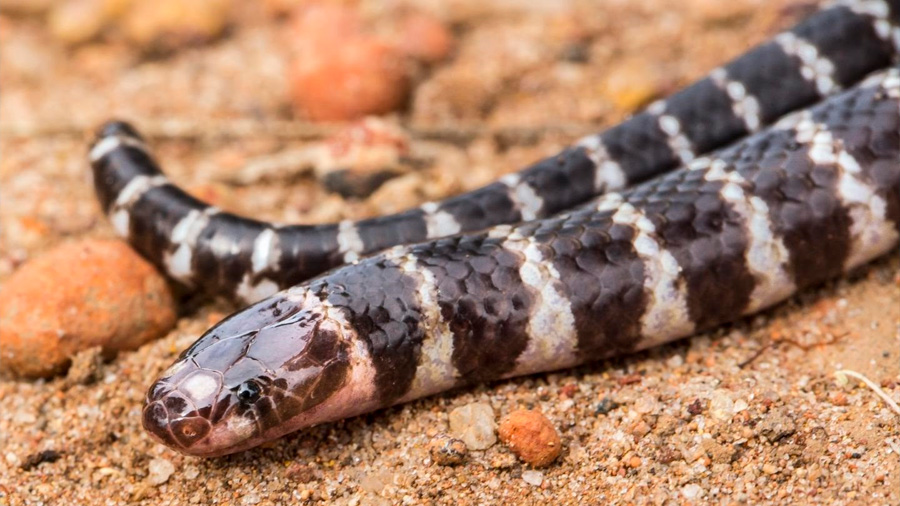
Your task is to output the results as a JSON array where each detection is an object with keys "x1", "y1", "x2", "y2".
[
  {"x1": 427, "y1": 434, "x2": 468, "y2": 466},
  {"x1": 521, "y1": 470, "x2": 543, "y2": 486},
  {"x1": 681, "y1": 483, "x2": 704, "y2": 500},
  {"x1": 709, "y1": 389, "x2": 735, "y2": 421},
  {"x1": 122, "y1": 0, "x2": 231, "y2": 53},
  {"x1": 686, "y1": 398, "x2": 704, "y2": 416},
  {"x1": 701, "y1": 438, "x2": 736, "y2": 464},
  {"x1": 288, "y1": 5, "x2": 411, "y2": 121},
  {"x1": 147, "y1": 457, "x2": 175, "y2": 486},
  {"x1": 48, "y1": 0, "x2": 109, "y2": 45},
  {"x1": 558, "y1": 384, "x2": 577, "y2": 399},
  {"x1": 289, "y1": 37, "x2": 410, "y2": 121},
  {"x1": 320, "y1": 162, "x2": 402, "y2": 199},
  {"x1": 64, "y1": 346, "x2": 104, "y2": 386},
  {"x1": 595, "y1": 397, "x2": 619, "y2": 415},
  {"x1": 20, "y1": 450, "x2": 61, "y2": 471},
  {"x1": 0, "y1": 240, "x2": 177, "y2": 378},
  {"x1": 285, "y1": 462, "x2": 321, "y2": 483},
  {"x1": 633, "y1": 394, "x2": 660, "y2": 414},
  {"x1": 449, "y1": 402, "x2": 497, "y2": 450},
  {"x1": 315, "y1": 118, "x2": 411, "y2": 198},
  {"x1": 757, "y1": 412, "x2": 797, "y2": 443},
  {"x1": 497, "y1": 409, "x2": 561, "y2": 467},
  {"x1": 396, "y1": 12, "x2": 455, "y2": 64}
]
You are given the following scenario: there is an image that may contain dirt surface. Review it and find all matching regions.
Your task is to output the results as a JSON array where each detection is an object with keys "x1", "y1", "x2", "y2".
[{"x1": 1, "y1": 0, "x2": 899, "y2": 504}]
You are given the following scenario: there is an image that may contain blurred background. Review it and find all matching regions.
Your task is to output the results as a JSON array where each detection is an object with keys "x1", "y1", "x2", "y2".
[{"x1": 0, "y1": 0, "x2": 794, "y2": 276}]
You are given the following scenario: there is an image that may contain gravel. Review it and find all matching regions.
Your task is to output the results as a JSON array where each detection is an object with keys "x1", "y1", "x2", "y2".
[{"x1": 1, "y1": 0, "x2": 898, "y2": 504}]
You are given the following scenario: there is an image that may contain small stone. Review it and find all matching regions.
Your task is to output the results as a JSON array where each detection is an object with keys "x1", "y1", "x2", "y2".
[
  {"x1": 64, "y1": 346, "x2": 104, "y2": 386},
  {"x1": 558, "y1": 384, "x2": 577, "y2": 399},
  {"x1": 286, "y1": 462, "x2": 320, "y2": 483},
  {"x1": 427, "y1": 434, "x2": 468, "y2": 466},
  {"x1": 683, "y1": 444, "x2": 706, "y2": 464},
  {"x1": 709, "y1": 390, "x2": 735, "y2": 421},
  {"x1": 498, "y1": 410, "x2": 561, "y2": 467},
  {"x1": 657, "y1": 446, "x2": 682, "y2": 464},
  {"x1": 288, "y1": 5, "x2": 411, "y2": 121},
  {"x1": 449, "y1": 402, "x2": 497, "y2": 450},
  {"x1": 758, "y1": 413, "x2": 797, "y2": 443},
  {"x1": 733, "y1": 399, "x2": 749, "y2": 413},
  {"x1": 147, "y1": 458, "x2": 175, "y2": 486},
  {"x1": 315, "y1": 118, "x2": 410, "y2": 199},
  {"x1": 630, "y1": 420, "x2": 652, "y2": 438},
  {"x1": 183, "y1": 465, "x2": 200, "y2": 481},
  {"x1": 521, "y1": 470, "x2": 543, "y2": 486},
  {"x1": 617, "y1": 373, "x2": 642, "y2": 385},
  {"x1": 396, "y1": 12, "x2": 454, "y2": 64},
  {"x1": 655, "y1": 414, "x2": 679, "y2": 436},
  {"x1": 48, "y1": 0, "x2": 111, "y2": 45},
  {"x1": 830, "y1": 392, "x2": 849, "y2": 406},
  {"x1": 681, "y1": 483, "x2": 704, "y2": 500},
  {"x1": 627, "y1": 456, "x2": 642, "y2": 468},
  {"x1": 666, "y1": 354, "x2": 685, "y2": 368},
  {"x1": 687, "y1": 399, "x2": 704, "y2": 416},
  {"x1": 701, "y1": 439, "x2": 736, "y2": 464},
  {"x1": 595, "y1": 397, "x2": 619, "y2": 415},
  {"x1": 633, "y1": 395, "x2": 659, "y2": 414},
  {"x1": 762, "y1": 463, "x2": 778, "y2": 475},
  {"x1": 0, "y1": 240, "x2": 177, "y2": 378},
  {"x1": 20, "y1": 450, "x2": 61, "y2": 471},
  {"x1": 122, "y1": 0, "x2": 231, "y2": 52}
]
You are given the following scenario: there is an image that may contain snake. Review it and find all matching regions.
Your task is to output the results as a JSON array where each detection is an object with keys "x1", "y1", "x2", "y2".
[
  {"x1": 86, "y1": 2, "x2": 900, "y2": 457},
  {"x1": 90, "y1": 1, "x2": 899, "y2": 304}
]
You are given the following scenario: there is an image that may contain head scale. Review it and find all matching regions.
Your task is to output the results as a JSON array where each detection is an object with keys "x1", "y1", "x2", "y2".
[{"x1": 142, "y1": 289, "x2": 355, "y2": 457}]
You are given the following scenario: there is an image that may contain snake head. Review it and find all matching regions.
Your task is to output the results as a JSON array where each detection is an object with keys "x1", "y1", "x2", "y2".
[{"x1": 142, "y1": 289, "x2": 355, "y2": 457}]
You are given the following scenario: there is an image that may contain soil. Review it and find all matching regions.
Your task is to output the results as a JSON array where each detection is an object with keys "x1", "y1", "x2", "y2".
[{"x1": 1, "y1": 0, "x2": 898, "y2": 504}]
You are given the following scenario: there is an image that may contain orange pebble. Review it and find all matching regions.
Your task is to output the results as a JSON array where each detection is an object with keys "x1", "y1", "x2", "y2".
[
  {"x1": 0, "y1": 240, "x2": 176, "y2": 378},
  {"x1": 498, "y1": 409, "x2": 561, "y2": 467},
  {"x1": 397, "y1": 12, "x2": 454, "y2": 64},
  {"x1": 288, "y1": 4, "x2": 411, "y2": 121}
]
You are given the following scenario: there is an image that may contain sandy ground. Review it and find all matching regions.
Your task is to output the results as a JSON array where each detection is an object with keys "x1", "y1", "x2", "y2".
[{"x1": 1, "y1": 0, "x2": 899, "y2": 504}]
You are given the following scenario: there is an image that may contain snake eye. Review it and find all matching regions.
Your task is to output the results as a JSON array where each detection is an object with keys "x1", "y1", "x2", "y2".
[{"x1": 237, "y1": 380, "x2": 261, "y2": 404}]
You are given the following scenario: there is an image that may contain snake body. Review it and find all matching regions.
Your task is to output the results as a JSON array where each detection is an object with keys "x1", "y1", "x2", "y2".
[
  {"x1": 90, "y1": 1, "x2": 899, "y2": 304},
  {"x1": 86, "y1": 3, "x2": 900, "y2": 457}
]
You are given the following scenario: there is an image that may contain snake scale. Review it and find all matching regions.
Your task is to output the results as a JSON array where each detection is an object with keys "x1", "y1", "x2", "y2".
[{"x1": 88, "y1": 1, "x2": 900, "y2": 456}]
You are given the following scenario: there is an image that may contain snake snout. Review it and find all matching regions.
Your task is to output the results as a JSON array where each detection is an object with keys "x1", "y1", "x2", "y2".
[
  {"x1": 142, "y1": 399, "x2": 212, "y2": 450},
  {"x1": 142, "y1": 369, "x2": 224, "y2": 452}
]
